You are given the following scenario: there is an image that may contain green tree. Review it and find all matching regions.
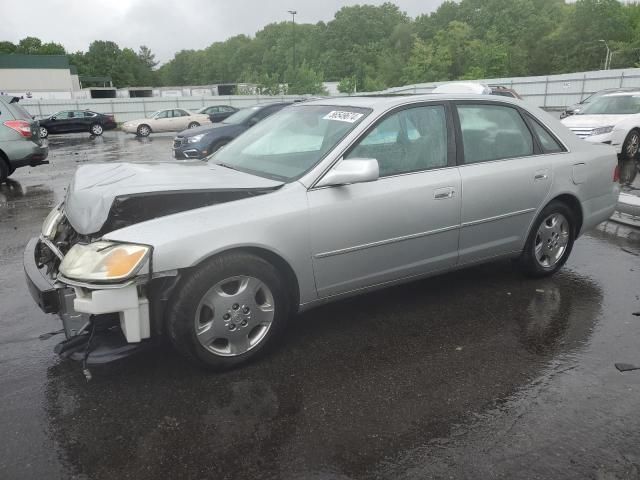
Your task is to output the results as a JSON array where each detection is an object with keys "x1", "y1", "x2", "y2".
[
  {"x1": 337, "y1": 76, "x2": 357, "y2": 94},
  {"x1": 285, "y1": 62, "x2": 327, "y2": 95},
  {"x1": 0, "y1": 41, "x2": 16, "y2": 54}
]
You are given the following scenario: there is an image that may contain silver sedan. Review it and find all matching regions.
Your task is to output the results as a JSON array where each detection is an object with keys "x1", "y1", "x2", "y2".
[{"x1": 25, "y1": 95, "x2": 620, "y2": 370}]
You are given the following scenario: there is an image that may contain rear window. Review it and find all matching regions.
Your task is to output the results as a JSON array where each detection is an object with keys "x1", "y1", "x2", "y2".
[{"x1": 6, "y1": 101, "x2": 34, "y2": 121}]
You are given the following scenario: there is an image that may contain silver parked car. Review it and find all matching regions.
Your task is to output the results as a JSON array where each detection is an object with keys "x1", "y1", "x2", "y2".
[{"x1": 25, "y1": 95, "x2": 619, "y2": 370}]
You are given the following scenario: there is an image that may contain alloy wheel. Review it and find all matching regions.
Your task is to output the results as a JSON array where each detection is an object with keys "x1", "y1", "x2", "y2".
[
  {"x1": 626, "y1": 132, "x2": 640, "y2": 158},
  {"x1": 194, "y1": 275, "x2": 275, "y2": 357},
  {"x1": 534, "y1": 213, "x2": 570, "y2": 268}
]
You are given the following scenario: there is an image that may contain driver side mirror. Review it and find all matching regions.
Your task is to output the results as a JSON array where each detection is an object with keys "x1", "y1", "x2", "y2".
[
  {"x1": 316, "y1": 158, "x2": 379, "y2": 188},
  {"x1": 51, "y1": 116, "x2": 57, "y2": 121},
  {"x1": 246, "y1": 117, "x2": 259, "y2": 127}
]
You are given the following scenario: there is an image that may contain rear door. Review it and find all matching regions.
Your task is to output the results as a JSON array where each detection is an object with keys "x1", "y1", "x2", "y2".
[
  {"x1": 309, "y1": 103, "x2": 461, "y2": 297},
  {"x1": 172, "y1": 109, "x2": 191, "y2": 130},
  {"x1": 454, "y1": 102, "x2": 554, "y2": 264}
]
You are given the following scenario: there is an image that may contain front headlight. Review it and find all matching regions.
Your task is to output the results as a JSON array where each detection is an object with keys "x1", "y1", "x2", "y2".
[
  {"x1": 188, "y1": 133, "x2": 206, "y2": 143},
  {"x1": 590, "y1": 125, "x2": 614, "y2": 136},
  {"x1": 42, "y1": 205, "x2": 64, "y2": 239},
  {"x1": 59, "y1": 241, "x2": 150, "y2": 283}
]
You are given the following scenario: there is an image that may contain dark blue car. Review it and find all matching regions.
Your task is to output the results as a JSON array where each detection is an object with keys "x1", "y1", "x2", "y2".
[{"x1": 173, "y1": 102, "x2": 292, "y2": 159}]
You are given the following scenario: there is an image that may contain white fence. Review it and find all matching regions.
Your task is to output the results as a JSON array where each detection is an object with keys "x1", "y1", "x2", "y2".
[
  {"x1": 381, "y1": 68, "x2": 640, "y2": 109},
  {"x1": 18, "y1": 95, "x2": 308, "y2": 122}
]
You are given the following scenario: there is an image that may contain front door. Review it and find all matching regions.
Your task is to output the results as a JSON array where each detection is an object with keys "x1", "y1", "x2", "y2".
[
  {"x1": 454, "y1": 102, "x2": 554, "y2": 264},
  {"x1": 308, "y1": 104, "x2": 461, "y2": 298}
]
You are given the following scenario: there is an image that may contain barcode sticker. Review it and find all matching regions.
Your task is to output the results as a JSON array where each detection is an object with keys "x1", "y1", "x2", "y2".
[{"x1": 323, "y1": 111, "x2": 364, "y2": 123}]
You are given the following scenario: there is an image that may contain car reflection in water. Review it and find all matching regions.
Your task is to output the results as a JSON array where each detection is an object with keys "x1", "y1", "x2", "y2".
[{"x1": 43, "y1": 261, "x2": 602, "y2": 479}]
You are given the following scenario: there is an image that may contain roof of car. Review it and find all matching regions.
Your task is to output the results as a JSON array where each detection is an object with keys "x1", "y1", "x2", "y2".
[{"x1": 298, "y1": 93, "x2": 522, "y2": 111}]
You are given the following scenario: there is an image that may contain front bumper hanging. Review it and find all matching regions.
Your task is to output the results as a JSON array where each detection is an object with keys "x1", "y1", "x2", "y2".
[{"x1": 24, "y1": 237, "x2": 153, "y2": 365}]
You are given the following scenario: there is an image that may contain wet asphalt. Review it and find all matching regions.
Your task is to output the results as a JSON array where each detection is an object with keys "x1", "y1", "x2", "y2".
[{"x1": 1, "y1": 131, "x2": 640, "y2": 480}]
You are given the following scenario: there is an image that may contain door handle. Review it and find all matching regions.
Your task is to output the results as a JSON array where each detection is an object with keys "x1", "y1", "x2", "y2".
[
  {"x1": 534, "y1": 169, "x2": 549, "y2": 181},
  {"x1": 434, "y1": 187, "x2": 455, "y2": 200}
]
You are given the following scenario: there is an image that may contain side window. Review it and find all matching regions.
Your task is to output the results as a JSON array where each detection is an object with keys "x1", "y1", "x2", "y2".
[
  {"x1": 156, "y1": 110, "x2": 170, "y2": 119},
  {"x1": 457, "y1": 104, "x2": 533, "y2": 164},
  {"x1": 175, "y1": 109, "x2": 189, "y2": 117},
  {"x1": 526, "y1": 114, "x2": 565, "y2": 153},
  {"x1": 54, "y1": 111, "x2": 71, "y2": 119},
  {"x1": 347, "y1": 105, "x2": 448, "y2": 177}
]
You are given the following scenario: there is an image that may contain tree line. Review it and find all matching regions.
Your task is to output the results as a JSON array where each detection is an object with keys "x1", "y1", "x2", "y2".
[{"x1": 2, "y1": 0, "x2": 640, "y2": 94}]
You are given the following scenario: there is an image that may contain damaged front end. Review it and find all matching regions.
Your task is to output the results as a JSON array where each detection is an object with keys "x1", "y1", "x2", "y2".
[
  {"x1": 24, "y1": 162, "x2": 283, "y2": 376},
  {"x1": 24, "y1": 204, "x2": 177, "y2": 376}
]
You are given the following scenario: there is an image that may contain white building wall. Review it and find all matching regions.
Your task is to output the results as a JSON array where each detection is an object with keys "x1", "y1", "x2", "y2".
[{"x1": 0, "y1": 68, "x2": 74, "y2": 94}]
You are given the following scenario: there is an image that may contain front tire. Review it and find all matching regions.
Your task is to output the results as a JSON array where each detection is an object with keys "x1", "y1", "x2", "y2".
[
  {"x1": 90, "y1": 123, "x2": 104, "y2": 136},
  {"x1": 136, "y1": 124, "x2": 151, "y2": 137},
  {"x1": 188, "y1": 122, "x2": 200, "y2": 129},
  {"x1": 167, "y1": 252, "x2": 290, "y2": 370},
  {"x1": 39, "y1": 126, "x2": 49, "y2": 139},
  {"x1": 519, "y1": 201, "x2": 575, "y2": 277}
]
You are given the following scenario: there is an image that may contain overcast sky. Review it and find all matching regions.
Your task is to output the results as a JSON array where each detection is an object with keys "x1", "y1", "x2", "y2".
[{"x1": 3, "y1": 0, "x2": 444, "y2": 63}]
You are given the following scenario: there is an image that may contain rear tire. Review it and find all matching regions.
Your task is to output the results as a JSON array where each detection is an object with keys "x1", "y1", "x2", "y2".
[
  {"x1": 90, "y1": 123, "x2": 104, "y2": 136},
  {"x1": 136, "y1": 124, "x2": 151, "y2": 137},
  {"x1": 0, "y1": 157, "x2": 9, "y2": 183},
  {"x1": 188, "y1": 122, "x2": 200, "y2": 129},
  {"x1": 167, "y1": 252, "x2": 290, "y2": 370},
  {"x1": 39, "y1": 126, "x2": 49, "y2": 139},
  {"x1": 519, "y1": 201, "x2": 575, "y2": 277}
]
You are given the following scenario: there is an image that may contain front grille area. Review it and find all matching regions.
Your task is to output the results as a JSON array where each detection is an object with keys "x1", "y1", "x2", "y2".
[
  {"x1": 569, "y1": 127, "x2": 594, "y2": 139},
  {"x1": 38, "y1": 215, "x2": 87, "y2": 279}
]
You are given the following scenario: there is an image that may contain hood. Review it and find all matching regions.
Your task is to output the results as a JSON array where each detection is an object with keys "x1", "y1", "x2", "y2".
[
  {"x1": 64, "y1": 161, "x2": 283, "y2": 235},
  {"x1": 561, "y1": 114, "x2": 635, "y2": 128},
  {"x1": 178, "y1": 122, "x2": 242, "y2": 137}
]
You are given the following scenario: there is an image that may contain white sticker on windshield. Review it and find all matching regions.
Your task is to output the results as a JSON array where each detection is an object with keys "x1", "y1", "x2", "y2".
[{"x1": 323, "y1": 111, "x2": 364, "y2": 123}]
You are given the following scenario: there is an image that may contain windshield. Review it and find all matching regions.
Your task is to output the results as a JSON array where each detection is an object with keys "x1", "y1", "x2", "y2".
[
  {"x1": 222, "y1": 106, "x2": 261, "y2": 124},
  {"x1": 211, "y1": 104, "x2": 370, "y2": 181},
  {"x1": 579, "y1": 95, "x2": 640, "y2": 115}
]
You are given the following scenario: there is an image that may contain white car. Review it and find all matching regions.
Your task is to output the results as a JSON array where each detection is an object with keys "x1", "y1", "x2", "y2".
[
  {"x1": 561, "y1": 92, "x2": 640, "y2": 160},
  {"x1": 122, "y1": 108, "x2": 211, "y2": 137}
]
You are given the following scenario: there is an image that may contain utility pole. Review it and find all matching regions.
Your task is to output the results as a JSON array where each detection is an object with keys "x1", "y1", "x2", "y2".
[
  {"x1": 599, "y1": 39, "x2": 611, "y2": 70},
  {"x1": 288, "y1": 10, "x2": 297, "y2": 69}
]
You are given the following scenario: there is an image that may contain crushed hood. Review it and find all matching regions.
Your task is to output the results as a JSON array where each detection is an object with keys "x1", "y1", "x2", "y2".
[{"x1": 64, "y1": 161, "x2": 283, "y2": 235}]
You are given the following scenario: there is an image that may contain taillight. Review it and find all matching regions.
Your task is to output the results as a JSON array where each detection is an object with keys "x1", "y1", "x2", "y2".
[
  {"x1": 613, "y1": 164, "x2": 620, "y2": 183},
  {"x1": 3, "y1": 120, "x2": 32, "y2": 138}
]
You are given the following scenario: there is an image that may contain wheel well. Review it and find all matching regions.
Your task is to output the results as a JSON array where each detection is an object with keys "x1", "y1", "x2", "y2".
[
  {"x1": 550, "y1": 193, "x2": 583, "y2": 234},
  {"x1": 0, "y1": 149, "x2": 11, "y2": 174},
  {"x1": 188, "y1": 247, "x2": 301, "y2": 313}
]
